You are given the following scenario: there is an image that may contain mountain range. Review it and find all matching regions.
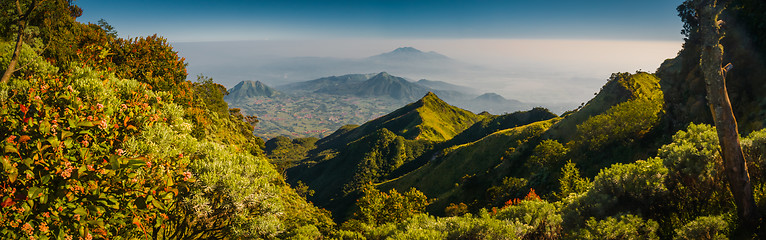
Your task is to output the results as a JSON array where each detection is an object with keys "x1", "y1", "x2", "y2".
[{"x1": 225, "y1": 71, "x2": 538, "y2": 139}]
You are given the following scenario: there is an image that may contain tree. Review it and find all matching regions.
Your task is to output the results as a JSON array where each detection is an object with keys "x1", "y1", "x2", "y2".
[
  {"x1": 1, "y1": 0, "x2": 39, "y2": 83},
  {"x1": 693, "y1": 0, "x2": 761, "y2": 232}
]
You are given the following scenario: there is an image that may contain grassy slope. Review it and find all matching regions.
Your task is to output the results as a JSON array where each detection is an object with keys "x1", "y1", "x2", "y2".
[
  {"x1": 314, "y1": 92, "x2": 483, "y2": 149},
  {"x1": 286, "y1": 92, "x2": 481, "y2": 217},
  {"x1": 380, "y1": 119, "x2": 558, "y2": 199},
  {"x1": 379, "y1": 72, "x2": 665, "y2": 215}
]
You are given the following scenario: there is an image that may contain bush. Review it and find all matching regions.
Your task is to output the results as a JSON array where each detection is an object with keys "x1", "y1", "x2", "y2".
[
  {"x1": 673, "y1": 215, "x2": 729, "y2": 240},
  {"x1": 341, "y1": 213, "x2": 528, "y2": 240},
  {"x1": 562, "y1": 158, "x2": 668, "y2": 227},
  {"x1": 575, "y1": 214, "x2": 660, "y2": 240},
  {"x1": 0, "y1": 67, "x2": 187, "y2": 239},
  {"x1": 556, "y1": 161, "x2": 590, "y2": 200},
  {"x1": 658, "y1": 123, "x2": 733, "y2": 224},
  {"x1": 527, "y1": 139, "x2": 568, "y2": 173},
  {"x1": 495, "y1": 199, "x2": 562, "y2": 239},
  {"x1": 351, "y1": 186, "x2": 428, "y2": 226}
]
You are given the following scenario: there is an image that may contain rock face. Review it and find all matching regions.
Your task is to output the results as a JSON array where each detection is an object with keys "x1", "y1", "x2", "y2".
[{"x1": 226, "y1": 80, "x2": 281, "y2": 101}]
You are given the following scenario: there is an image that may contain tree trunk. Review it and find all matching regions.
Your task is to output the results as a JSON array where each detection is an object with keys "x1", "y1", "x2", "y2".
[
  {"x1": 1, "y1": 19, "x2": 25, "y2": 84},
  {"x1": 1, "y1": 0, "x2": 35, "y2": 84},
  {"x1": 697, "y1": 0, "x2": 762, "y2": 232}
]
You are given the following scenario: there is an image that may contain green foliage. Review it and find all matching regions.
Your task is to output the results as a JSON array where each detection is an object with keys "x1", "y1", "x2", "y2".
[
  {"x1": 447, "y1": 107, "x2": 558, "y2": 146},
  {"x1": 1, "y1": 40, "x2": 58, "y2": 77},
  {"x1": 575, "y1": 97, "x2": 663, "y2": 150},
  {"x1": 192, "y1": 75, "x2": 229, "y2": 117},
  {"x1": 658, "y1": 123, "x2": 733, "y2": 225},
  {"x1": 265, "y1": 136, "x2": 318, "y2": 172},
  {"x1": 568, "y1": 72, "x2": 663, "y2": 151},
  {"x1": 0, "y1": 67, "x2": 187, "y2": 239},
  {"x1": 339, "y1": 213, "x2": 528, "y2": 240},
  {"x1": 527, "y1": 139, "x2": 568, "y2": 173},
  {"x1": 660, "y1": 123, "x2": 722, "y2": 184},
  {"x1": 495, "y1": 199, "x2": 563, "y2": 239},
  {"x1": 576, "y1": 214, "x2": 660, "y2": 240},
  {"x1": 486, "y1": 177, "x2": 529, "y2": 208},
  {"x1": 344, "y1": 128, "x2": 432, "y2": 193},
  {"x1": 674, "y1": 215, "x2": 729, "y2": 240},
  {"x1": 562, "y1": 158, "x2": 668, "y2": 227},
  {"x1": 351, "y1": 186, "x2": 428, "y2": 226},
  {"x1": 383, "y1": 118, "x2": 556, "y2": 210},
  {"x1": 556, "y1": 161, "x2": 590, "y2": 200}
]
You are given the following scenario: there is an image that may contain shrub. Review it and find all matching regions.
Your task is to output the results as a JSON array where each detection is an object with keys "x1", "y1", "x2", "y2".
[
  {"x1": 556, "y1": 161, "x2": 591, "y2": 199},
  {"x1": 343, "y1": 213, "x2": 528, "y2": 240},
  {"x1": 673, "y1": 215, "x2": 729, "y2": 240},
  {"x1": 495, "y1": 199, "x2": 562, "y2": 239},
  {"x1": 352, "y1": 186, "x2": 428, "y2": 226},
  {"x1": 562, "y1": 158, "x2": 668, "y2": 227},
  {"x1": 575, "y1": 214, "x2": 660, "y2": 240},
  {"x1": 0, "y1": 67, "x2": 187, "y2": 239},
  {"x1": 527, "y1": 139, "x2": 568, "y2": 173},
  {"x1": 658, "y1": 123, "x2": 733, "y2": 224}
]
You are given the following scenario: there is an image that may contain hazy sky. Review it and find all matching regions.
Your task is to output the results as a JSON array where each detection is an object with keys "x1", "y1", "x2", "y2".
[{"x1": 74, "y1": 0, "x2": 687, "y2": 105}]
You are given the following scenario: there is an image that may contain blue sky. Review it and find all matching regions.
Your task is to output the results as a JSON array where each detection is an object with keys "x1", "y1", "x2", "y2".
[
  {"x1": 73, "y1": 1, "x2": 687, "y2": 105},
  {"x1": 76, "y1": 0, "x2": 685, "y2": 42}
]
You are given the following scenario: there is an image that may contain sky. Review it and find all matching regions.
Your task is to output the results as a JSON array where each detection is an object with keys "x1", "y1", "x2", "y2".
[
  {"x1": 76, "y1": 0, "x2": 684, "y2": 41},
  {"x1": 74, "y1": 0, "x2": 688, "y2": 105}
]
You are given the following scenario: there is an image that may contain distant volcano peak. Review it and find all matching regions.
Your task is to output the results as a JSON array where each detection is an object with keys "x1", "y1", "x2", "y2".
[
  {"x1": 370, "y1": 47, "x2": 450, "y2": 61},
  {"x1": 392, "y1": 47, "x2": 423, "y2": 53}
]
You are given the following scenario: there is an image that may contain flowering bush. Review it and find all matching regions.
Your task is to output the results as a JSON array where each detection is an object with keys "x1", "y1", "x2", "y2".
[{"x1": 0, "y1": 67, "x2": 188, "y2": 239}]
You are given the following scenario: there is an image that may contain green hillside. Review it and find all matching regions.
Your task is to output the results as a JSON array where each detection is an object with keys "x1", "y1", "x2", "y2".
[
  {"x1": 375, "y1": 71, "x2": 665, "y2": 216},
  {"x1": 380, "y1": 119, "x2": 559, "y2": 205},
  {"x1": 285, "y1": 92, "x2": 483, "y2": 218},
  {"x1": 0, "y1": 5, "x2": 332, "y2": 239},
  {"x1": 313, "y1": 92, "x2": 484, "y2": 149}
]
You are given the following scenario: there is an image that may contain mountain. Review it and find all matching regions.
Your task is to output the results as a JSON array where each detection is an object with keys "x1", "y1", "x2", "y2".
[
  {"x1": 225, "y1": 80, "x2": 281, "y2": 101},
  {"x1": 352, "y1": 72, "x2": 434, "y2": 100},
  {"x1": 283, "y1": 72, "x2": 456, "y2": 102},
  {"x1": 416, "y1": 79, "x2": 478, "y2": 94},
  {"x1": 286, "y1": 92, "x2": 485, "y2": 218},
  {"x1": 368, "y1": 47, "x2": 452, "y2": 62},
  {"x1": 474, "y1": 93, "x2": 507, "y2": 102},
  {"x1": 276, "y1": 73, "x2": 375, "y2": 93},
  {"x1": 458, "y1": 92, "x2": 531, "y2": 114}
]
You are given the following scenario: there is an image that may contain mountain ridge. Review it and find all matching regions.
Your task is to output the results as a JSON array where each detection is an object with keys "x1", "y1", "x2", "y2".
[{"x1": 225, "y1": 80, "x2": 281, "y2": 101}]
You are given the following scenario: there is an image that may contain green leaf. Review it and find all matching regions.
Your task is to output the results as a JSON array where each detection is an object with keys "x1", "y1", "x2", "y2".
[
  {"x1": 28, "y1": 187, "x2": 43, "y2": 199},
  {"x1": 77, "y1": 121, "x2": 94, "y2": 127},
  {"x1": 62, "y1": 130, "x2": 74, "y2": 139},
  {"x1": 127, "y1": 159, "x2": 146, "y2": 168},
  {"x1": 151, "y1": 197, "x2": 165, "y2": 210},
  {"x1": 46, "y1": 136, "x2": 60, "y2": 148},
  {"x1": 3, "y1": 145, "x2": 18, "y2": 154},
  {"x1": 109, "y1": 155, "x2": 120, "y2": 169},
  {"x1": 73, "y1": 207, "x2": 88, "y2": 217}
]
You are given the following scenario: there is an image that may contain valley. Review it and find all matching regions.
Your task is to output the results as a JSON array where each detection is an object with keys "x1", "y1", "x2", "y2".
[{"x1": 226, "y1": 67, "x2": 536, "y2": 139}]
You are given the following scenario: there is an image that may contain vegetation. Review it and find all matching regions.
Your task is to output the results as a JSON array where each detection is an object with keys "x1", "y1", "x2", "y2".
[
  {"x1": 2, "y1": 0, "x2": 766, "y2": 238},
  {"x1": 0, "y1": 2, "x2": 331, "y2": 239}
]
